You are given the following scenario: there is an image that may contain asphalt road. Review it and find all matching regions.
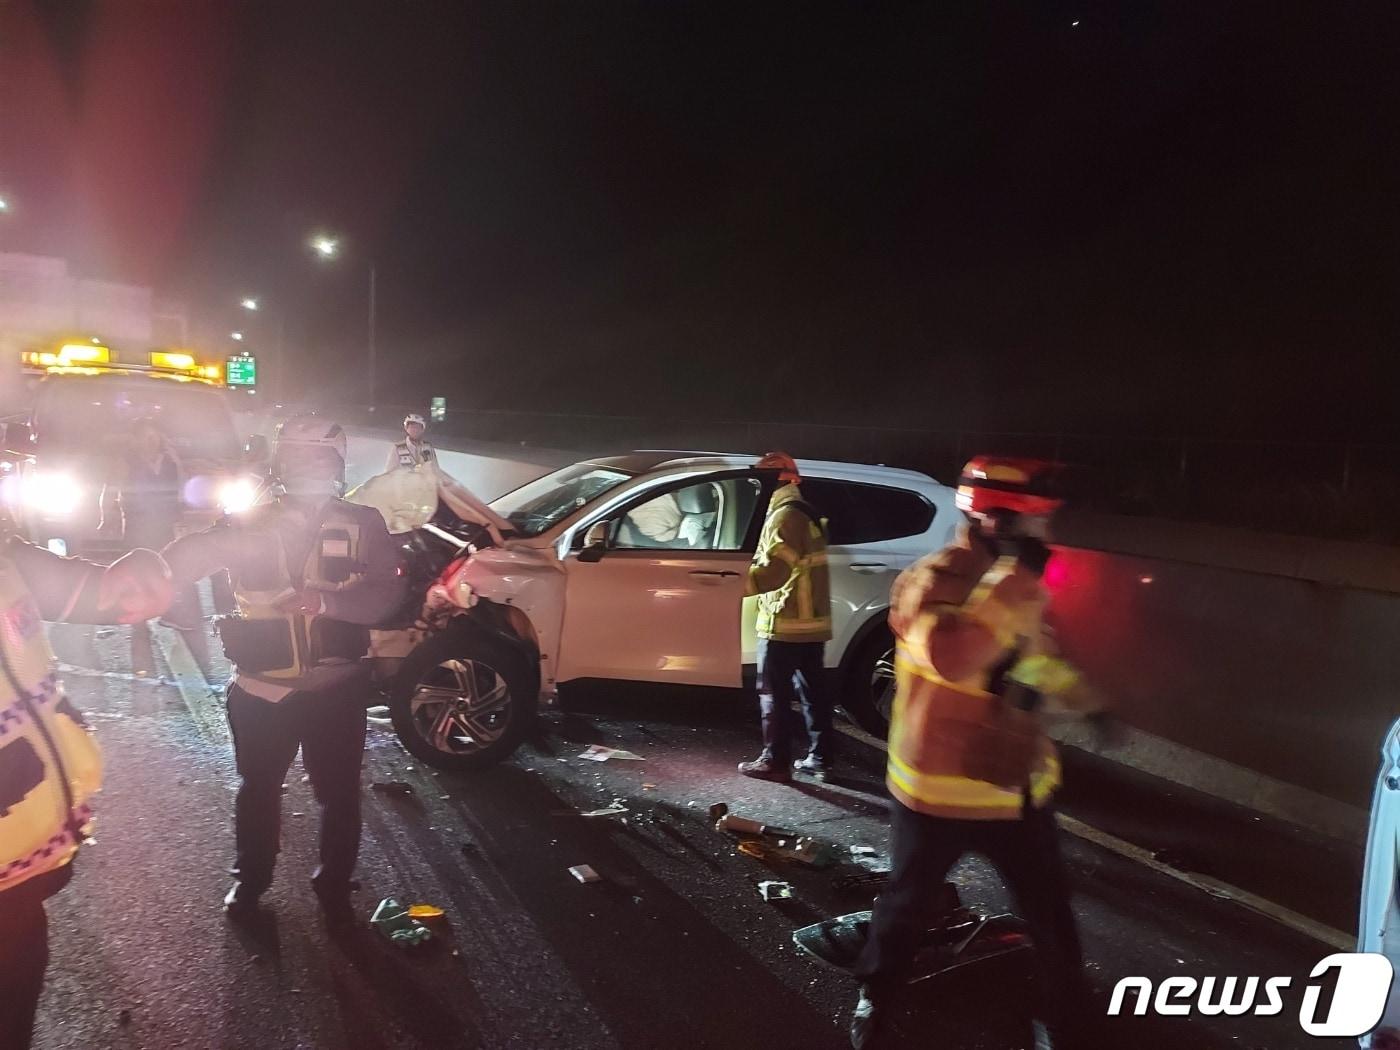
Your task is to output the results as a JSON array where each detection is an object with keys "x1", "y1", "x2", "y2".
[{"x1": 32, "y1": 617, "x2": 1354, "y2": 1050}]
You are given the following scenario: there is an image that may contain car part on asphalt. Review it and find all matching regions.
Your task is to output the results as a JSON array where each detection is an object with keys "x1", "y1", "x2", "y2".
[{"x1": 793, "y1": 895, "x2": 1032, "y2": 983}]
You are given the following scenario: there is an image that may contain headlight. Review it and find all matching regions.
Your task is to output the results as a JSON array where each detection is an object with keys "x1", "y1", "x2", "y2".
[
  {"x1": 217, "y1": 475, "x2": 261, "y2": 514},
  {"x1": 24, "y1": 472, "x2": 83, "y2": 517}
]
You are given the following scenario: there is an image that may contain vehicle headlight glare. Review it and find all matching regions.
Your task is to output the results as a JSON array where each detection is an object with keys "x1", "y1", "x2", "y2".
[
  {"x1": 218, "y1": 476, "x2": 260, "y2": 514},
  {"x1": 25, "y1": 473, "x2": 83, "y2": 517}
]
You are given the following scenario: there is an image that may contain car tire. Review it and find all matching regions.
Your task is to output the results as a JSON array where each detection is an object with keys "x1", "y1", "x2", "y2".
[
  {"x1": 388, "y1": 626, "x2": 536, "y2": 771},
  {"x1": 840, "y1": 623, "x2": 896, "y2": 739}
]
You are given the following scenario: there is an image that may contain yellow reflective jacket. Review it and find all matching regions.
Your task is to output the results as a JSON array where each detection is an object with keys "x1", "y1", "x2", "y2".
[
  {"x1": 885, "y1": 547, "x2": 1080, "y2": 821},
  {"x1": 746, "y1": 484, "x2": 832, "y2": 642},
  {"x1": 0, "y1": 553, "x2": 103, "y2": 896}
]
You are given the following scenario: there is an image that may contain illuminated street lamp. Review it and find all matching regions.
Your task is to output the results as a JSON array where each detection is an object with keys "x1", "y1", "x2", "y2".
[
  {"x1": 230, "y1": 331, "x2": 244, "y2": 342},
  {"x1": 0, "y1": 197, "x2": 9, "y2": 214},
  {"x1": 310, "y1": 235, "x2": 340, "y2": 260},
  {"x1": 240, "y1": 297, "x2": 259, "y2": 312},
  {"x1": 310, "y1": 231, "x2": 377, "y2": 408}
]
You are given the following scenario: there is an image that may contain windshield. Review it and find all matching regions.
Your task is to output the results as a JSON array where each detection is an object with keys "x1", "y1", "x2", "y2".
[
  {"x1": 491, "y1": 463, "x2": 633, "y2": 537},
  {"x1": 32, "y1": 375, "x2": 240, "y2": 463}
]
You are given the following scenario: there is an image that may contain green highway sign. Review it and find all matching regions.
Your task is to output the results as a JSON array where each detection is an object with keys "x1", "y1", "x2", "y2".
[{"x1": 226, "y1": 354, "x2": 257, "y2": 386}]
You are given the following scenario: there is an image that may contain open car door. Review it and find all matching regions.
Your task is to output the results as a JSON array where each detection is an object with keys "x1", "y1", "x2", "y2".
[{"x1": 556, "y1": 471, "x2": 771, "y2": 687}]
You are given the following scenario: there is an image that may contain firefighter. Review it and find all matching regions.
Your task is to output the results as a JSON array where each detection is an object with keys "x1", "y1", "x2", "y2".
[
  {"x1": 385, "y1": 412, "x2": 436, "y2": 472},
  {"x1": 849, "y1": 457, "x2": 1112, "y2": 1050},
  {"x1": 0, "y1": 539, "x2": 172, "y2": 1050},
  {"x1": 163, "y1": 414, "x2": 405, "y2": 921},
  {"x1": 737, "y1": 451, "x2": 835, "y2": 782}
]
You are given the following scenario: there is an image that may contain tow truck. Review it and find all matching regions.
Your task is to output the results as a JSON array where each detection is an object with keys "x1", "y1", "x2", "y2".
[{"x1": 1, "y1": 340, "x2": 266, "y2": 558}]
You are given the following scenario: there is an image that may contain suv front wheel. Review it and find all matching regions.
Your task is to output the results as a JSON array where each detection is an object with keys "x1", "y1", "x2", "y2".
[
  {"x1": 389, "y1": 626, "x2": 536, "y2": 771},
  {"x1": 840, "y1": 624, "x2": 896, "y2": 739}
]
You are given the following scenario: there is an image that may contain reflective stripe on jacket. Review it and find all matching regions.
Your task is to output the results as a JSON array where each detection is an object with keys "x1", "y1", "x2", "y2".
[
  {"x1": 885, "y1": 547, "x2": 1072, "y2": 821},
  {"x1": 0, "y1": 556, "x2": 102, "y2": 895},
  {"x1": 746, "y1": 484, "x2": 832, "y2": 642}
]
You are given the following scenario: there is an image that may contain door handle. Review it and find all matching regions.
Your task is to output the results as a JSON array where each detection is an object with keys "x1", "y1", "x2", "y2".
[
  {"x1": 689, "y1": 570, "x2": 741, "y2": 577},
  {"x1": 850, "y1": 563, "x2": 890, "y2": 574}
]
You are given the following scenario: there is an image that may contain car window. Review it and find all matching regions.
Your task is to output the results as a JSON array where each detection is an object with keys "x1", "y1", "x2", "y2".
[
  {"x1": 797, "y1": 478, "x2": 934, "y2": 545},
  {"x1": 492, "y1": 463, "x2": 633, "y2": 537},
  {"x1": 614, "y1": 476, "x2": 764, "y2": 552}
]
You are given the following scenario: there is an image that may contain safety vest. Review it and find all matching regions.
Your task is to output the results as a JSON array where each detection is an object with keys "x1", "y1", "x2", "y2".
[
  {"x1": 394, "y1": 439, "x2": 435, "y2": 468},
  {"x1": 885, "y1": 553, "x2": 1075, "y2": 821},
  {"x1": 0, "y1": 556, "x2": 102, "y2": 895},
  {"x1": 225, "y1": 502, "x2": 372, "y2": 684},
  {"x1": 754, "y1": 487, "x2": 832, "y2": 642}
]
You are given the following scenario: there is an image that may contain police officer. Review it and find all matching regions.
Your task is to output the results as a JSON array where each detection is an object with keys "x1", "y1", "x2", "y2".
[
  {"x1": 1, "y1": 538, "x2": 172, "y2": 1049},
  {"x1": 385, "y1": 412, "x2": 435, "y2": 472},
  {"x1": 850, "y1": 457, "x2": 1112, "y2": 1050},
  {"x1": 163, "y1": 414, "x2": 404, "y2": 921}
]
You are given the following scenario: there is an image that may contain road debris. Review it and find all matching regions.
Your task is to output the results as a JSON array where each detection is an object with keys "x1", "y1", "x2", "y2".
[
  {"x1": 834, "y1": 870, "x2": 892, "y2": 895},
  {"x1": 579, "y1": 802, "x2": 629, "y2": 818},
  {"x1": 850, "y1": 845, "x2": 879, "y2": 857},
  {"x1": 710, "y1": 803, "x2": 796, "y2": 838},
  {"x1": 408, "y1": 904, "x2": 447, "y2": 922},
  {"x1": 568, "y1": 864, "x2": 603, "y2": 884},
  {"x1": 371, "y1": 781, "x2": 416, "y2": 797},
  {"x1": 758, "y1": 880, "x2": 794, "y2": 901},
  {"x1": 578, "y1": 745, "x2": 644, "y2": 762},
  {"x1": 370, "y1": 898, "x2": 433, "y2": 946},
  {"x1": 738, "y1": 836, "x2": 837, "y2": 868}
]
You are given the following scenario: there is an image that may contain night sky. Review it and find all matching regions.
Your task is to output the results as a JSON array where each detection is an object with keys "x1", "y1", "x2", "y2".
[{"x1": 3, "y1": 2, "x2": 1399, "y2": 439}]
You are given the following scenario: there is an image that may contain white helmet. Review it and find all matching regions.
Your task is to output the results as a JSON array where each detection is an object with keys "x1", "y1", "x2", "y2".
[
  {"x1": 404, "y1": 413, "x2": 426, "y2": 428},
  {"x1": 274, "y1": 413, "x2": 347, "y2": 482}
]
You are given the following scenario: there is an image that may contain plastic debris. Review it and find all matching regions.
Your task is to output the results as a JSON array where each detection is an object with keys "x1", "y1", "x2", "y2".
[
  {"x1": 578, "y1": 745, "x2": 644, "y2": 762},
  {"x1": 642, "y1": 783, "x2": 657, "y2": 790},
  {"x1": 758, "y1": 880, "x2": 793, "y2": 901},
  {"x1": 408, "y1": 904, "x2": 446, "y2": 921},
  {"x1": 371, "y1": 781, "x2": 415, "y2": 797},
  {"x1": 569, "y1": 864, "x2": 602, "y2": 884},
  {"x1": 850, "y1": 845, "x2": 878, "y2": 857},
  {"x1": 579, "y1": 803, "x2": 629, "y2": 818},
  {"x1": 370, "y1": 898, "x2": 432, "y2": 946}
]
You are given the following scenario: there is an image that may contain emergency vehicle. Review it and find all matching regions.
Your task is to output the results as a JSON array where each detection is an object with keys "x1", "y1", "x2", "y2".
[{"x1": 0, "y1": 340, "x2": 265, "y2": 557}]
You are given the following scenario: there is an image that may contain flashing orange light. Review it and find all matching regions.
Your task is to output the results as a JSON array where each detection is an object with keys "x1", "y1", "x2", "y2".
[
  {"x1": 57, "y1": 343, "x2": 111, "y2": 364},
  {"x1": 150, "y1": 350, "x2": 196, "y2": 370},
  {"x1": 198, "y1": 365, "x2": 222, "y2": 380}
]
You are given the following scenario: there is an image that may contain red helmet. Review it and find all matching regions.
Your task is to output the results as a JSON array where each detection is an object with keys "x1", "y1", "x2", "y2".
[
  {"x1": 956, "y1": 456, "x2": 1064, "y2": 518},
  {"x1": 756, "y1": 450, "x2": 801, "y2": 484}
]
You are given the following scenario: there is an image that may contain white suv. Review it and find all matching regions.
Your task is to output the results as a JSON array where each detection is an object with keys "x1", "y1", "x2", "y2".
[{"x1": 385, "y1": 452, "x2": 958, "y2": 767}]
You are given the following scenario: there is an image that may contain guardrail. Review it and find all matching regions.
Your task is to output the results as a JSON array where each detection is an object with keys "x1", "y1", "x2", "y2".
[{"x1": 324, "y1": 403, "x2": 1400, "y2": 545}]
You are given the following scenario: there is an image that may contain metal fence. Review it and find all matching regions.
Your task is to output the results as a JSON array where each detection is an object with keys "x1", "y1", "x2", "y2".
[{"x1": 330, "y1": 402, "x2": 1400, "y2": 544}]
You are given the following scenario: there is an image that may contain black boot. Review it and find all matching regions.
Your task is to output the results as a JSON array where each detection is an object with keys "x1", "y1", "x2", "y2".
[{"x1": 223, "y1": 881, "x2": 263, "y2": 919}]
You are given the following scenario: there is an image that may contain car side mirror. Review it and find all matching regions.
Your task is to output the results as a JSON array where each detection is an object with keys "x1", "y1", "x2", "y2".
[
  {"x1": 2, "y1": 421, "x2": 33, "y2": 455},
  {"x1": 243, "y1": 434, "x2": 270, "y2": 463},
  {"x1": 577, "y1": 520, "x2": 611, "y2": 563}
]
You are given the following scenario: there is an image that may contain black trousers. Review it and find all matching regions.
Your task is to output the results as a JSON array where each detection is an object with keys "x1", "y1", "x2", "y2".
[
  {"x1": 756, "y1": 638, "x2": 834, "y2": 765},
  {"x1": 855, "y1": 799, "x2": 1088, "y2": 1039},
  {"x1": 0, "y1": 891, "x2": 49, "y2": 1050},
  {"x1": 226, "y1": 679, "x2": 368, "y2": 893}
]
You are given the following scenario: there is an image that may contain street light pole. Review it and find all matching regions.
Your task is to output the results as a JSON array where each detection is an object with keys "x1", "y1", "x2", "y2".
[{"x1": 367, "y1": 263, "x2": 377, "y2": 411}]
